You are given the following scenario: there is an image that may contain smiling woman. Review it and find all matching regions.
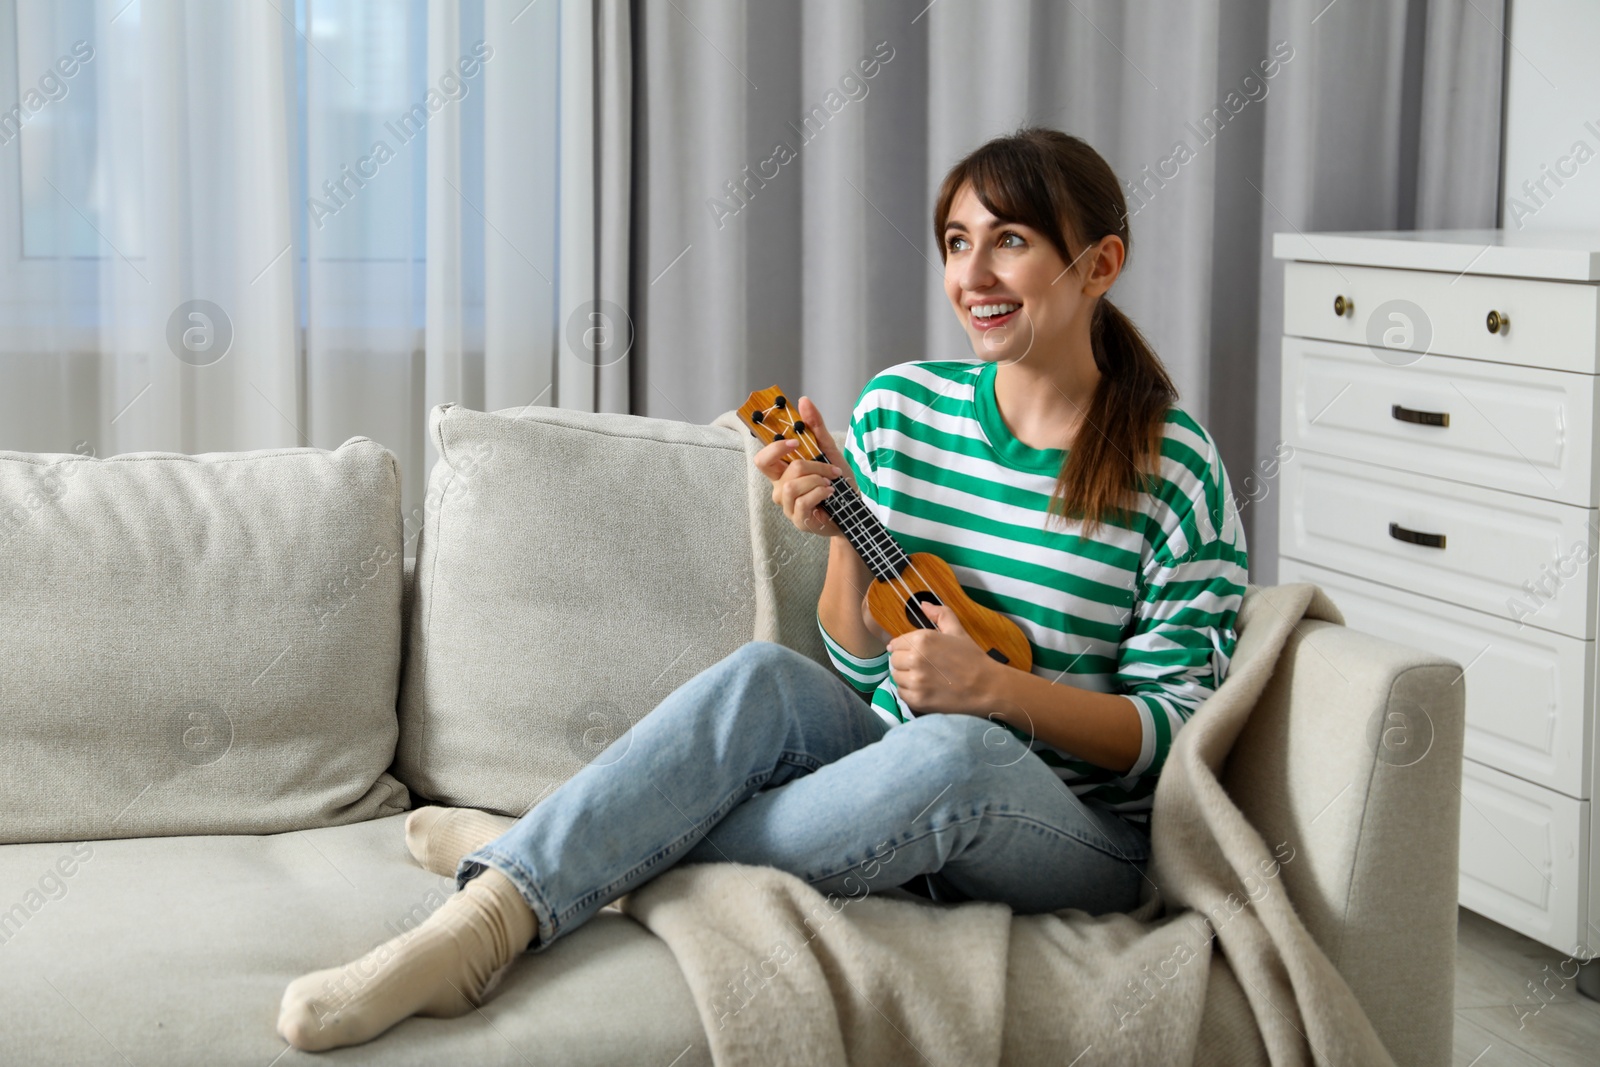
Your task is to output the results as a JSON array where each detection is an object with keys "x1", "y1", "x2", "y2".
[
  {"x1": 276, "y1": 126, "x2": 1248, "y2": 1056},
  {"x1": 811, "y1": 126, "x2": 1251, "y2": 817}
]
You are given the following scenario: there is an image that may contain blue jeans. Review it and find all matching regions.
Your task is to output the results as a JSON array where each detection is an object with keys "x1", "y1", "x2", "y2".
[{"x1": 457, "y1": 641, "x2": 1152, "y2": 952}]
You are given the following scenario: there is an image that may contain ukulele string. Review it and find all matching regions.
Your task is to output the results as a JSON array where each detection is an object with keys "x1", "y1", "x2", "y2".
[
  {"x1": 759, "y1": 402, "x2": 902, "y2": 594},
  {"x1": 806, "y1": 434, "x2": 942, "y2": 631},
  {"x1": 799, "y1": 435, "x2": 907, "y2": 600},
  {"x1": 770, "y1": 403, "x2": 939, "y2": 631}
]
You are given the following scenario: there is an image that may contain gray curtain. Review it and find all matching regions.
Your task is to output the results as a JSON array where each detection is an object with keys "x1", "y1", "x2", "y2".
[
  {"x1": 616, "y1": 0, "x2": 1505, "y2": 582},
  {"x1": 555, "y1": 0, "x2": 633, "y2": 415}
]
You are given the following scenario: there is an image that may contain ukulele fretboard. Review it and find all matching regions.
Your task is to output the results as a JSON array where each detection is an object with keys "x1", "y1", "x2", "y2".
[{"x1": 746, "y1": 394, "x2": 911, "y2": 585}]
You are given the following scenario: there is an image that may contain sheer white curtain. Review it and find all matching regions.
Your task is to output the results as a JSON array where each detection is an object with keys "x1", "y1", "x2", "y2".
[
  {"x1": 0, "y1": 0, "x2": 567, "y2": 527},
  {"x1": 0, "y1": 0, "x2": 303, "y2": 458}
]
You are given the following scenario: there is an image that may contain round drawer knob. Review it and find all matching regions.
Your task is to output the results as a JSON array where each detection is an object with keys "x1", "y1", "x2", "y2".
[
  {"x1": 1486, "y1": 309, "x2": 1509, "y2": 335},
  {"x1": 1333, "y1": 294, "x2": 1352, "y2": 317}
]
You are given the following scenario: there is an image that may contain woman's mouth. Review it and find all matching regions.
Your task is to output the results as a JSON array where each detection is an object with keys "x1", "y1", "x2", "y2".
[{"x1": 970, "y1": 301, "x2": 1021, "y2": 330}]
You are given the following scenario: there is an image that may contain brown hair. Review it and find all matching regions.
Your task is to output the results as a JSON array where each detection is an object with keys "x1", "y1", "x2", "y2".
[{"x1": 933, "y1": 126, "x2": 1177, "y2": 538}]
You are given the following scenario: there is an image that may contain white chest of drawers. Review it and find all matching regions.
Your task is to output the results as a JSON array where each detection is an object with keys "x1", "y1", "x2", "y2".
[{"x1": 1272, "y1": 229, "x2": 1600, "y2": 958}]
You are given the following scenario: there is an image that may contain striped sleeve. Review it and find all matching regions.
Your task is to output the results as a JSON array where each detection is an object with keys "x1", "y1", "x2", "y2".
[
  {"x1": 817, "y1": 611, "x2": 890, "y2": 696},
  {"x1": 1115, "y1": 431, "x2": 1249, "y2": 782}
]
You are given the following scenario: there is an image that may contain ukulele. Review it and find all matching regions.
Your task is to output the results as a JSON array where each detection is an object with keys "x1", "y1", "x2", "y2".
[{"x1": 738, "y1": 386, "x2": 1034, "y2": 673}]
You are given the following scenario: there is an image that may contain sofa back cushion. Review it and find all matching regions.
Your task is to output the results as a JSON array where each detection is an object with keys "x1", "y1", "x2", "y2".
[
  {"x1": 0, "y1": 438, "x2": 410, "y2": 843},
  {"x1": 394, "y1": 402, "x2": 829, "y2": 814}
]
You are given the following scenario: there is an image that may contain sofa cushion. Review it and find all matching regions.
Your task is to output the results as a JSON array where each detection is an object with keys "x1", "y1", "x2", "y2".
[
  {"x1": 0, "y1": 815, "x2": 709, "y2": 1065},
  {"x1": 0, "y1": 438, "x2": 409, "y2": 843},
  {"x1": 395, "y1": 402, "x2": 830, "y2": 814}
]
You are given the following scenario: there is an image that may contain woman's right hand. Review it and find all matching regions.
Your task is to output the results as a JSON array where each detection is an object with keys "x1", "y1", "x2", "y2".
[{"x1": 753, "y1": 395, "x2": 856, "y2": 540}]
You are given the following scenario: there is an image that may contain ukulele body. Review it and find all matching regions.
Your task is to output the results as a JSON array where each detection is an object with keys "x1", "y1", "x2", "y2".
[{"x1": 868, "y1": 552, "x2": 1033, "y2": 673}]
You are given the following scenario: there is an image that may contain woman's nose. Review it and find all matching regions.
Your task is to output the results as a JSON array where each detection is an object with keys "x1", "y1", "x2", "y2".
[{"x1": 960, "y1": 248, "x2": 996, "y2": 291}]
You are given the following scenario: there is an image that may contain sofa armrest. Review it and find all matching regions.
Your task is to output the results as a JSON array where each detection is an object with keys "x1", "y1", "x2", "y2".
[{"x1": 1220, "y1": 617, "x2": 1465, "y2": 1067}]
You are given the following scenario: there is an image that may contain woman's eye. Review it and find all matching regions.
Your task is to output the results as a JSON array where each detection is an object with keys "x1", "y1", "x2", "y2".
[{"x1": 946, "y1": 232, "x2": 1022, "y2": 251}]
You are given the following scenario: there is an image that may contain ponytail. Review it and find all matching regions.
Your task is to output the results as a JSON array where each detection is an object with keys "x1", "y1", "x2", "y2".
[{"x1": 1050, "y1": 298, "x2": 1176, "y2": 539}]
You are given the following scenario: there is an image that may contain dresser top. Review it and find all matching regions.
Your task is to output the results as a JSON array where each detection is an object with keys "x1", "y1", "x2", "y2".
[{"x1": 1272, "y1": 229, "x2": 1600, "y2": 281}]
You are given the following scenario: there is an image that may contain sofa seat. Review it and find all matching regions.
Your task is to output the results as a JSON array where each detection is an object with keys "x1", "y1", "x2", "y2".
[{"x1": 0, "y1": 813, "x2": 712, "y2": 1065}]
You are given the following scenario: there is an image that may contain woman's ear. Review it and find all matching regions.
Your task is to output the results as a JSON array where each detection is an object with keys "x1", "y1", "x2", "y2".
[{"x1": 1082, "y1": 235, "x2": 1125, "y2": 298}]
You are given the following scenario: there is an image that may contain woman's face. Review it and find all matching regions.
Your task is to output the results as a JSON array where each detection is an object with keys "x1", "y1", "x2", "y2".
[{"x1": 941, "y1": 182, "x2": 1112, "y2": 366}]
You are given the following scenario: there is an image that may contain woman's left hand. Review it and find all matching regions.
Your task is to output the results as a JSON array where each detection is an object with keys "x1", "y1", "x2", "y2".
[{"x1": 887, "y1": 603, "x2": 1004, "y2": 715}]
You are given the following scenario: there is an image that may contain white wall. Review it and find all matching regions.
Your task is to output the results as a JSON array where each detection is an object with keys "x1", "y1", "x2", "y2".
[{"x1": 1500, "y1": 0, "x2": 1600, "y2": 231}]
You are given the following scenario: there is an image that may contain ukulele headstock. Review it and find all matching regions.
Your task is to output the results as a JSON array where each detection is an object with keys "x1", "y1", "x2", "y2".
[{"x1": 736, "y1": 386, "x2": 819, "y2": 463}]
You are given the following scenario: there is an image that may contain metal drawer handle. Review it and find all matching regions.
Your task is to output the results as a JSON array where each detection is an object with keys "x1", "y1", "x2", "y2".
[
  {"x1": 1333, "y1": 294, "x2": 1353, "y2": 317},
  {"x1": 1389, "y1": 521, "x2": 1446, "y2": 549},
  {"x1": 1391, "y1": 403, "x2": 1449, "y2": 427},
  {"x1": 1486, "y1": 309, "x2": 1509, "y2": 334}
]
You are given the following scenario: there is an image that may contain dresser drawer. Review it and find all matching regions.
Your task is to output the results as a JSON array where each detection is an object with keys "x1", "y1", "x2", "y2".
[
  {"x1": 1278, "y1": 452, "x2": 1599, "y2": 640},
  {"x1": 1458, "y1": 758, "x2": 1588, "y2": 955},
  {"x1": 1281, "y1": 337, "x2": 1598, "y2": 507},
  {"x1": 1284, "y1": 261, "x2": 1600, "y2": 373},
  {"x1": 1278, "y1": 557, "x2": 1593, "y2": 799}
]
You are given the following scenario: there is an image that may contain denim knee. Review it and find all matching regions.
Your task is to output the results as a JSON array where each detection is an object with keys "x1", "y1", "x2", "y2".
[
  {"x1": 727, "y1": 640, "x2": 833, "y2": 684},
  {"x1": 730, "y1": 639, "x2": 793, "y2": 667},
  {"x1": 889, "y1": 713, "x2": 1014, "y2": 797},
  {"x1": 710, "y1": 641, "x2": 820, "y2": 721}
]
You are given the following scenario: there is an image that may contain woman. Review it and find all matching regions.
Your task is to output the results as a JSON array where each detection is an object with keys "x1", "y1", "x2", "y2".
[{"x1": 277, "y1": 126, "x2": 1249, "y2": 1051}]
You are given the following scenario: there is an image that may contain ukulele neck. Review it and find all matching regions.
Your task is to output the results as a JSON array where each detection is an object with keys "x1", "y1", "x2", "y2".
[
  {"x1": 733, "y1": 386, "x2": 913, "y2": 584},
  {"x1": 819, "y1": 478, "x2": 911, "y2": 583}
]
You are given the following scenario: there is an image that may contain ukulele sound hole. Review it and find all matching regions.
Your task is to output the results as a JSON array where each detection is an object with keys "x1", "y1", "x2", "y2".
[{"x1": 903, "y1": 591, "x2": 940, "y2": 629}]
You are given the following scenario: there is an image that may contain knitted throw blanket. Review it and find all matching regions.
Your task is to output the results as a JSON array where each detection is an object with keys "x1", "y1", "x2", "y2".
[{"x1": 618, "y1": 583, "x2": 1399, "y2": 1066}]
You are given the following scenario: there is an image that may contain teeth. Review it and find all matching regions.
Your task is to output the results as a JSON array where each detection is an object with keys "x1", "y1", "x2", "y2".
[{"x1": 973, "y1": 302, "x2": 1020, "y2": 319}]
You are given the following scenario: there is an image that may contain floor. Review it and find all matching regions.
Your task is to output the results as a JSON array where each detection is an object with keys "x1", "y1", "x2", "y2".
[{"x1": 1453, "y1": 907, "x2": 1600, "y2": 1066}]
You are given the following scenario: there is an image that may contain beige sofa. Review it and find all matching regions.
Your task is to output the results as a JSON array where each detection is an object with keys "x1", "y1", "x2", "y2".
[{"x1": 0, "y1": 401, "x2": 1462, "y2": 1065}]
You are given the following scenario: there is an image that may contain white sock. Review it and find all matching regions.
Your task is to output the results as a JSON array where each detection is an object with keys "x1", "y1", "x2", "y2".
[
  {"x1": 277, "y1": 867, "x2": 536, "y2": 1051},
  {"x1": 404, "y1": 805, "x2": 517, "y2": 877}
]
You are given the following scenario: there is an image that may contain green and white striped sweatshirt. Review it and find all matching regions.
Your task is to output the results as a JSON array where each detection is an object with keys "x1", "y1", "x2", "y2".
[{"x1": 816, "y1": 358, "x2": 1249, "y2": 823}]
